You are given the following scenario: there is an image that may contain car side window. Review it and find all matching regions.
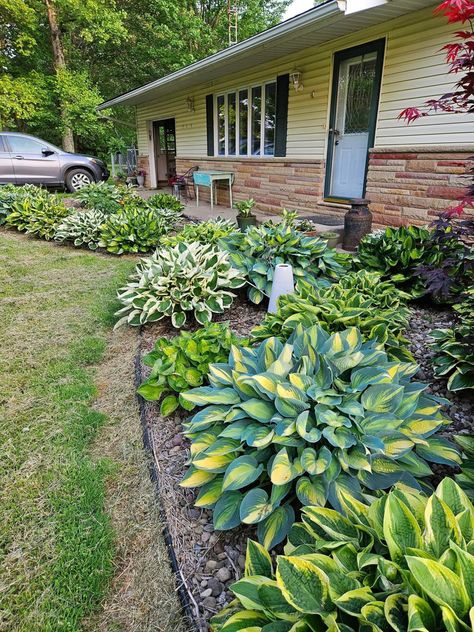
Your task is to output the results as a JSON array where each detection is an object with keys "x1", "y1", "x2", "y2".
[
  {"x1": 0, "y1": 137, "x2": 6, "y2": 152},
  {"x1": 7, "y1": 136, "x2": 45, "y2": 154}
]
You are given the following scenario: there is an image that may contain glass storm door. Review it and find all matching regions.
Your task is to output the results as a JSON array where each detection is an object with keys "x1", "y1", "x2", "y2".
[{"x1": 326, "y1": 40, "x2": 384, "y2": 199}]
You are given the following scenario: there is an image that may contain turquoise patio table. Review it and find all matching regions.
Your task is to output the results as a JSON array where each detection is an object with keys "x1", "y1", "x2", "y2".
[{"x1": 193, "y1": 170, "x2": 234, "y2": 211}]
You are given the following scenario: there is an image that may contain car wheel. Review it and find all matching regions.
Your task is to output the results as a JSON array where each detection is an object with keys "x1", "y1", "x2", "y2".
[{"x1": 65, "y1": 169, "x2": 95, "y2": 192}]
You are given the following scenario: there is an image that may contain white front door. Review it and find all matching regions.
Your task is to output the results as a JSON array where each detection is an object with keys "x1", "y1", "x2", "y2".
[{"x1": 327, "y1": 42, "x2": 384, "y2": 199}]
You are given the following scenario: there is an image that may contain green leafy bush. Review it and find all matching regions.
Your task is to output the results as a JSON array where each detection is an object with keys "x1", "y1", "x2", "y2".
[
  {"x1": 75, "y1": 181, "x2": 124, "y2": 214},
  {"x1": 219, "y1": 224, "x2": 350, "y2": 304},
  {"x1": 54, "y1": 209, "x2": 107, "y2": 250},
  {"x1": 180, "y1": 325, "x2": 459, "y2": 548},
  {"x1": 145, "y1": 192, "x2": 184, "y2": 215},
  {"x1": 212, "y1": 479, "x2": 473, "y2": 632},
  {"x1": 115, "y1": 242, "x2": 246, "y2": 328},
  {"x1": 6, "y1": 188, "x2": 69, "y2": 240},
  {"x1": 98, "y1": 207, "x2": 168, "y2": 254},
  {"x1": 356, "y1": 226, "x2": 439, "y2": 296},
  {"x1": 252, "y1": 272, "x2": 412, "y2": 361},
  {"x1": 454, "y1": 435, "x2": 474, "y2": 499},
  {"x1": 138, "y1": 322, "x2": 247, "y2": 416},
  {"x1": 430, "y1": 287, "x2": 474, "y2": 391},
  {"x1": 0, "y1": 184, "x2": 30, "y2": 224},
  {"x1": 162, "y1": 218, "x2": 236, "y2": 246}
]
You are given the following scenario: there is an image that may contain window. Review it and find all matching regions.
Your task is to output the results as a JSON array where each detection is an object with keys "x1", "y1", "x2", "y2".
[
  {"x1": 7, "y1": 135, "x2": 45, "y2": 154},
  {"x1": 0, "y1": 137, "x2": 5, "y2": 152},
  {"x1": 214, "y1": 81, "x2": 277, "y2": 157}
]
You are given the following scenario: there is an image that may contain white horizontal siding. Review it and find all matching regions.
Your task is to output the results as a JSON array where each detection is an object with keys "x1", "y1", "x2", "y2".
[{"x1": 135, "y1": 5, "x2": 474, "y2": 158}]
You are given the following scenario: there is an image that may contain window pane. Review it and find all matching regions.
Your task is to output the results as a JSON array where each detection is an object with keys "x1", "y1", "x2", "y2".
[
  {"x1": 344, "y1": 57, "x2": 377, "y2": 134},
  {"x1": 238, "y1": 89, "x2": 248, "y2": 155},
  {"x1": 228, "y1": 92, "x2": 236, "y2": 155},
  {"x1": 264, "y1": 82, "x2": 276, "y2": 156},
  {"x1": 8, "y1": 136, "x2": 44, "y2": 153},
  {"x1": 251, "y1": 86, "x2": 262, "y2": 156},
  {"x1": 217, "y1": 95, "x2": 225, "y2": 155}
]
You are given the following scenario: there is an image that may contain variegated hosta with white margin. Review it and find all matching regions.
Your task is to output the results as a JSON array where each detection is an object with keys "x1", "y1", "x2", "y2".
[
  {"x1": 180, "y1": 325, "x2": 460, "y2": 549},
  {"x1": 211, "y1": 479, "x2": 474, "y2": 632},
  {"x1": 114, "y1": 242, "x2": 246, "y2": 328},
  {"x1": 54, "y1": 209, "x2": 108, "y2": 250}
]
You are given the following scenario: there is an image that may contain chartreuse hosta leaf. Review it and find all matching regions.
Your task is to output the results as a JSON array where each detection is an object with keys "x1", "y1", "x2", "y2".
[
  {"x1": 182, "y1": 326, "x2": 457, "y2": 548},
  {"x1": 211, "y1": 480, "x2": 474, "y2": 632}
]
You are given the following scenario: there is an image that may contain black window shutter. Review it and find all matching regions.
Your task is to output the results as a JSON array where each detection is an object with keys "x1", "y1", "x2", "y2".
[
  {"x1": 206, "y1": 94, "x2": 214, "y2": 156},
  {"x1": 274, "y1": 74, "x2": 289, "y2": 157}
]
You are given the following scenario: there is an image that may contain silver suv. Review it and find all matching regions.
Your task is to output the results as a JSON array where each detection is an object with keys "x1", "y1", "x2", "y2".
[{"x1": 0, "y1": 132, "x2": 109, "y2": 192}]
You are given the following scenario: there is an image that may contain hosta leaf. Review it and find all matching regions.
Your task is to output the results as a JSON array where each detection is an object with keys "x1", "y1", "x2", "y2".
[
  {"x1": 160, "y1": 394, "x2": 179, "y2": 416},
  {"x1": 295, "y1": 410, "x2": 321, "y2": 443},
  {"x1": 213, "y1": 491, "x2": 243, "y2": 530},
  {"x1": 302, "y1": 507, "x2": 358, "y2": 542},
  {"x1": 276, "y1": 556, "x2": 332, "y2": 615},
  {"x1": 351, "y1": 366, "x2": 391, "y2": 391},
  {"x1": 436, "y1": 477, "x2": 472, "y2": 516},
  {"x1": 240, "y1": 399, "x2": 276, "y2": 423},
  {"x1": 195, "y1": 476, "x2": 224, "y2": 508},
  {"x1": 231, "y1": 576, "x2": 273, "y2": 611},
  {"x1": 258, "y1": 582, "x2": 299, "y2": 621},
  {"x1": 180, "y1": 466, "x2": 216, "y2": 488},
  {"x1": 417, "y1": 437, "x2": 461, "y2": 466},
  {"x1": 204, "y1": 437, "x2": 241, "y2": 457},
  {"x1": 384, "y1": 594, "x2": 408, "y2": 632},
  {"x1": 223, "y1": 455, "x2": 264, "y2": 491},
  {"x1": 424, "y1": 494, "x2": 462, "y2": 558},
  {"x1": 449, "y1": 542, "x2": 474, "y2": 604},
  {"x1": 245, "y1": 540, "x2": 273, "y2": 579},
  {"x1": 333, "y1": 586, "x2": 374, "y2": 615},
  {"x1": 192, "y1": 452, "x2": 235, "y2": 473},
  {"x1": 257, "y1": 505, "x2": 295, "y2": 550},
  {"x1": 407, "y1": 594, "x2": 436, "y2": 632},
  {"x1": 384, "y1": 494, "x2": 422, "y2": 564},
  {"x1": 406, "y1": 556, "x2": 470, "y2": 617},
  {"x1": 220, "y1": 610, "x2": 269, "y2": 632},
  {"x1": 361, "y1": 384, "x2": 404, "y2": 413},
  {"x1": 296, "y1": 477, "x2": 326, "y2": 506},
  {"x1": 240, "y1": 488, "x2": 274, "y2": 524},
  {"x1": 181, "y1": 386, "x2": 241, "y2": 406},
  {"x1": 270, "y1": 449, "x2": 300, "y2": 485}
]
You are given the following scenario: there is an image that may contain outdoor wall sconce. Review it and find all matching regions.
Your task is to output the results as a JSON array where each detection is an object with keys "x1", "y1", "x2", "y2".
[
  {"x1": 290, "y1": 69, "x2": 304, "y2": 93},
  {"x1": 186, "y1": 96, "x2": 195, "y2": 112}
]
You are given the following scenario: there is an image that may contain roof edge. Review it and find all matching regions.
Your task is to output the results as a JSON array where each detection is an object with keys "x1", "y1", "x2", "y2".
[{"x1": 97, "y1": 1, "x2": 339, "y2": 110}]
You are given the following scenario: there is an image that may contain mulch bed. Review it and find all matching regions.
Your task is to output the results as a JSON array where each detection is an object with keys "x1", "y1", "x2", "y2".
[{"x1": 137, "y1": 298, "x2": 474, "y2": 631}]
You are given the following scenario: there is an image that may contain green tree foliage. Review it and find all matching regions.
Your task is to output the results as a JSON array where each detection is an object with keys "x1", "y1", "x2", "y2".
[{"x1": 1, "y1": 0, "x2": 290, "y2": 155}]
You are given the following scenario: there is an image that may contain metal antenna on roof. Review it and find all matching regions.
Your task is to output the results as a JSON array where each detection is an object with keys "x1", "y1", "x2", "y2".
[{"x1": 227, "y1": 0, "x2": 238, "y2": 46}]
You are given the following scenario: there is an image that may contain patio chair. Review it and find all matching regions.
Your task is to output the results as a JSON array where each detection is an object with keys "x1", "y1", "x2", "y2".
[{"x1": 169, "y1": 166, "x2": 199, "y2": 200}]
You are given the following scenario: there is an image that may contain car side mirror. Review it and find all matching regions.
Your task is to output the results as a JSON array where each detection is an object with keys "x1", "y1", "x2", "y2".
[{"x1": 42, "y1": 148, "x2": 55, "y2": 156}]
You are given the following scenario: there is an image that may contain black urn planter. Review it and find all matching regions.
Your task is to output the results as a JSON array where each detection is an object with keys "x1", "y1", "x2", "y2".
[
  {"x1": 237, "y1": 214, "x2": 258, "y2": 231},
  {"x1": 343, "y1": 198, "x2": 372, "y2": 251}
]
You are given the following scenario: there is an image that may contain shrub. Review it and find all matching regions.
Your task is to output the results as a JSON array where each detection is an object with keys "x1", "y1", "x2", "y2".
[
  {"x1": 75, "y1": 181, "x2": 124, "y2": 214},
  {"x1": 98, "y1": 207, "x2": 168, "y2": 254},
  {"x1": 145, "y1": 192, "x2": 184, "y2": 215},
  {"x1": 219, "y1": 224, "x2": 351, "y2": 304},
  {"x1": 180, "y1": 325, "x2": 459, "y2": 548},
  {"x1": 138, "y1": 322, "x2": 248, "y2": 416},
  {"x1": 0, "y1": 184, "x2": 28, "y2": 224},
  {"x1": 252, "y1": 272, "x2": 412, "y2": 361},
  {"x1": 162, "y1": 218, "x2": 236, "y2": 247},
  {"x1": 430, "y1": 287, "x2": 474, "y2": 391},
  {"x1": 54, "y1": 209, "x2": 108, "y2": 250},
  {"x1": 454, "y1": 435, "x2": 474, "y2": 499},
  {"x1": 6, "y1": 188, "x2": 69, "y2": 240},
  {"x1": 115, "y1": 242, "x2": 246, "y2": 328},
  {"x1": 212, "y1": 479, "x2": 473, "y2": 632}
]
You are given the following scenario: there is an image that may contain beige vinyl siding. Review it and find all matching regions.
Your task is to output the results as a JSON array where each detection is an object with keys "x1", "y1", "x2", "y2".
[{"x1": 135, "y1": 5, "x2": 474, "y2": 158}]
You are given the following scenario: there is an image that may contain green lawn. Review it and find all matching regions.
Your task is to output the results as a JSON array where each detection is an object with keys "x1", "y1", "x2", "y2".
[{"x1": 0, "y1": 231, "x2": 183, "y2": 631}]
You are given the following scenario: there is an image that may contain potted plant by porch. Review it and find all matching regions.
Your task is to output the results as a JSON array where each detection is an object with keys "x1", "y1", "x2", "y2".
[
  {"x1": 235, "y1": 199, "x2": 257, "y2": 230},
  {"x1": 319, "y1": 230, "x2": 340, "y2": 248},
  {"x1": 126, "y1": 168, "x2": 138, "y2": 186},
  {"x1": 136, "y1": 169, "x2": 146, "y2": 187}
]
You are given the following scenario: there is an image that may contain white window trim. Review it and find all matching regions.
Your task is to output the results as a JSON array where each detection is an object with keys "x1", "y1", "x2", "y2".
[{"x1": 214, "y1": 79, "x2": 277, "y2": 158}]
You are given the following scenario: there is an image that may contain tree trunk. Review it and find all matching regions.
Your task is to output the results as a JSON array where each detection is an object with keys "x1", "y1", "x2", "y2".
[{"x1": 44, "y1": 0, "x2": 75, "y2": 152}]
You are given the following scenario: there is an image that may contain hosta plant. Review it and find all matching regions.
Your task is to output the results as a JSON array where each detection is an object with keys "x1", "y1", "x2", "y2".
[
  {"x1": 0, "y1": 183, "x2": 31, "y2": 224},
  {"x1": 54, "y1": 209, "x2": 107, "y2": 250},
  {"x1": 430, "y1": 288, "x2": 474, "y2": 391},
  {"x1": 145, "y1": 192, "x2": 184, "y2": 215},
  {"x1": 356, "y1": 226, "x2": 439, "y2": 296},
  {"x1": 219, "y1": 223, "x2": 350, "y2": 304},
  {"x1": 454, "y1": 435, "x2": 474, "y2": 499},
  {"x1": 252, "y1": 273, "x2": 412, "y2": 361},
  {"x1": 212, "y1": 479, "x2": 474, "y2": 632},
  {"x1": 180, "y1": 325, "x2": 459, "y2": 548},
  {"x1": 115, "y1": 242, "x2": 246, "y2": 328},
  {"x1": 98, "y1": 207, "x2": 167, "y2": 254},
  {"x1": 138, "y1": 322, "x2": 248, "y2": 416},
  {"x1": 6, "y1": 189, "x2": 69, "y2": 240},
  {"x1": 75, "y1": 181, "x2": 124, "y2": 214},
  {"x1": 162, "y1": 218, "x2": 236, "y2": 246}
]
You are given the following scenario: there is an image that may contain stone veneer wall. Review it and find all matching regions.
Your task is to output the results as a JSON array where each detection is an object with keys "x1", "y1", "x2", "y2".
[
  {"x1": 366, "y1": 146, "x2": 473, "y2": 226},
  {"x1": 176, "y1": 157, "x2": 325, "y2": 216}
]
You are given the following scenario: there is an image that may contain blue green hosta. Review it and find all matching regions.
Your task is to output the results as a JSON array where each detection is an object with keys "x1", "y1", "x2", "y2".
[
  {"x1": 252, "y1": 272, "x2": 412, "y2": 361},
  {"x1": 430, "y1": 288, "x2": 474, "y2": 391},
  {"x1": 115, "y1": 242, "x2": 246, "y2": 328},
  {"x1": 180, "y1": 325, "x2": 459, "y2": 548},
  {"x1": 212, "y1": 479, "x2": 474, "y2": 632},
  {"x1": 55, "y1": 209, "x2": 108, "y2": 250},
  {"x1": 219, "y1": 223, "x2": 350, "y2": 304}
]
